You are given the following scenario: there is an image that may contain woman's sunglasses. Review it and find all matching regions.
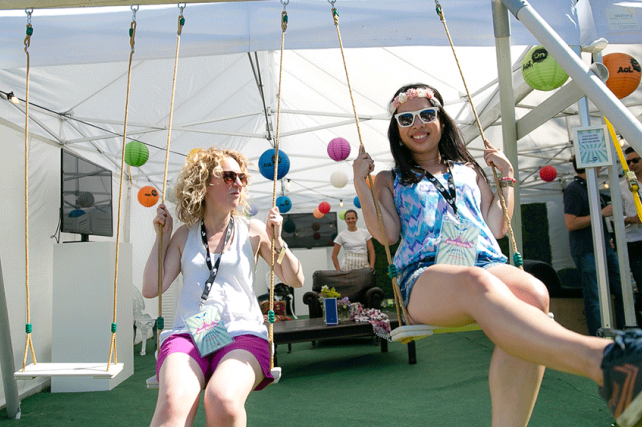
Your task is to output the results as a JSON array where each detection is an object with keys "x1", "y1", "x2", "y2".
[
  {"x1": 627, "y1": 157, "x2": 641, "y2": 165},
  {"x1": 221, "y1": 171, "x2": 248, "y2": 186},
  {"x1": 394, "y1": 107, "x2": 439, "y2": 128}
]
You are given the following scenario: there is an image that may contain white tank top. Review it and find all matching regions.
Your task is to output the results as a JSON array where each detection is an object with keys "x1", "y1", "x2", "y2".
[{"x1": 160, "y1": 216, "x2": 267, "y2": 343}]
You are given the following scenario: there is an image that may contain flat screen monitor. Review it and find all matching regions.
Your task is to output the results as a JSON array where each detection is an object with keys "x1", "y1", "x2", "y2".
[
  {"x1": 281, "y1": 212, "x2": 337, "y2": 249},
  {"x1": 60, "y1": 149, "x2": 113, "y2": 241}
]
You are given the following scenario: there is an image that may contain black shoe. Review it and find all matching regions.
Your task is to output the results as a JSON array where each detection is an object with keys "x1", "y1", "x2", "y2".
[{"x1": 600, "y1": 330, "x2": 642, "y2": 427}]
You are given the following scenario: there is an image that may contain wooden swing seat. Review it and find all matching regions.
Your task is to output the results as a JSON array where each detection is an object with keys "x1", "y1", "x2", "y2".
[
  {"x1": 145, "y1": 367, "x2": 281, "y2": 390},
  {"x1": 14, "y1": 362, "x2": 124, "y2": 380}
]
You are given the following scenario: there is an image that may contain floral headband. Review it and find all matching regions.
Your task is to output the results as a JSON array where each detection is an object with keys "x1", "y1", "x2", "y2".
[{"x1": 389, "y1": 87, "x2": 441, "y2": 114}]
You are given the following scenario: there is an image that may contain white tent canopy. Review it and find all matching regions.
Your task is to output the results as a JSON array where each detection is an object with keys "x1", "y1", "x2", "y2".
[{"x1": 3, "y1": 0, "x2": 642, "y2": 413}]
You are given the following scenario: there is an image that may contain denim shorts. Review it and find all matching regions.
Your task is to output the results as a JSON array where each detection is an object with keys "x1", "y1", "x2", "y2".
[{"x1": 399, "y1": 257, "x2": 506, "y2": 307}]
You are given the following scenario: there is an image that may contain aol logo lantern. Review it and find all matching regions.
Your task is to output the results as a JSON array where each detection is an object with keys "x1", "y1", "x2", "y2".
[
  {"x1": 522, "y1": 46, "x2": 569, "y2": 91},
  {"x1": 259, "y1": 149, "x2": 290, "y2": 180},
  {"x1": 276, "y1": 196, "x2": 292, "y2": 213},
  {"x1": 603, "y1": 53, "x2": 641, "y2": 99}
]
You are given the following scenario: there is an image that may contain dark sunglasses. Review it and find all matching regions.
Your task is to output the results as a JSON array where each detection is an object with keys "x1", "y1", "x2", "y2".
[
  {"x1": 394, "y1": 107, "x2": 439, "y2": 128},
  {"x1": 221, "y1": 171, "x2": 248, "y2": 186},
  {"x1": 627, "y1": 157, "x2": 641, "y2": 165}
]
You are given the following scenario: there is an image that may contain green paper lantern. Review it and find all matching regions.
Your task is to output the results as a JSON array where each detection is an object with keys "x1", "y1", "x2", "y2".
[
  {"x1": 521, "y1": 46, "x2": 569, "y2": 91},
  {"x1": 339, "y1": 210, "x2": 347, "y2": 220},
  {"x1": 124, "y1": 141, "x2": 149, "y2": 167}
]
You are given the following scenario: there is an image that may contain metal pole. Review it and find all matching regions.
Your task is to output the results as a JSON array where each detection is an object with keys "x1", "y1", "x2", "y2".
[
  {"x1": 500, "y1": 0, "x2": 642, "y2": 155},
  {"x1": 0, "y1": 255, "x2": 21, "y2": 419},
  {"x1": 492, "y1": 0, "x2": 523, "y2": 255}
]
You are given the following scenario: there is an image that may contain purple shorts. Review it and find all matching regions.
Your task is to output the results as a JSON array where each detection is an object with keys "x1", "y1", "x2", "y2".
[{"x1": 156, "y1": 333, "x2": 274, "y2": 391}]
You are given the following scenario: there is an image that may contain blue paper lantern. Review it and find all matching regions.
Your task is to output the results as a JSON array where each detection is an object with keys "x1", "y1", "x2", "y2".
[
  {"x1": 283, "y1": 219, "x2": 296, "y2": 233},
  {"x1": 247, "y1": 203, "x2": 259, "y2": 217},
  {"x1": 259, "y1": 149, "x2": 290, "y2": 180},
  {"x1": 276, "y1": 195, "x2": 292, "y2": 213},
  {"x1": 353, "y1": 196, "x2": 361, "y2": 209}
]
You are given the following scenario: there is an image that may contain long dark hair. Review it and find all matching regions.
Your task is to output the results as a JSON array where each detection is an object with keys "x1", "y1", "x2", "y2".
[{"x1": 387, "y1": 83, "x2": 485, "y2": 184}]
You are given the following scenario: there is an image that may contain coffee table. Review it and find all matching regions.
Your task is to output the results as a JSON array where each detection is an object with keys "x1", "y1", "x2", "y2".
[{"x1": 271, "y1": 312, "x2": 416, "y2": 366}]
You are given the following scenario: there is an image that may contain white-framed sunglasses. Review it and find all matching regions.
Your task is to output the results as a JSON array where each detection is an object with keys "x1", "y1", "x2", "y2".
[{"x1": 394, "y1": 107, "x2": 439, "y2": 128}]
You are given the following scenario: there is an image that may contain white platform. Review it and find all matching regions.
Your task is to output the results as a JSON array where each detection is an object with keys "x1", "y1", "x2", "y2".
[
  {"x1": 15, "y1": 362, "x2": 124, "y2": 379},
  {"x1": 51, "y1": 242, "x2": 133, "y2": 392}
]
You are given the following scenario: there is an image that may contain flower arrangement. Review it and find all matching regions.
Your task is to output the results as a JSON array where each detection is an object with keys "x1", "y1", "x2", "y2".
[
  {"x1": 337, "y1": 296, "x2": 351, "y2": 311},
  {"x1": 319, "y1": 285, "x2": 340, "y2": 299}
]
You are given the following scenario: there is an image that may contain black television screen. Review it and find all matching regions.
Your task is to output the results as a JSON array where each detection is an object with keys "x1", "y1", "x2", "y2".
[
  {"x1": 281, "y1": 212, "x2": 338, "y2": 249},
  {"x1": 60, "y1": 149, "x2": 113, "y2": 241}
]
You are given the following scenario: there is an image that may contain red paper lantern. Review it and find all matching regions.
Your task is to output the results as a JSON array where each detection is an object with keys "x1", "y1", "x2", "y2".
[
  {"x1": 318, "y1": 201, "x2": 331, "y2": 214},
  {"x1": 327, "y1": 137, "x2": 351, "y2": 162},
  {"x1": 603, "y1": 53, "x2": 642, "y2": 99},
  {"x1": 539, "y1": 165, "x2": 557, "y2": 182},
  {"x1": 138, "y1": 186, "x2": 159, "y2": 207}
]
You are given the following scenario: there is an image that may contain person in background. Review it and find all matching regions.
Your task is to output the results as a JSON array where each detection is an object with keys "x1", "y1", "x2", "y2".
[
  {"x1": 143, "y1": 147, "x2": 304, "y2": 427},
  {"x1": 332, "y1": 209, "x2": 375, "y2": 271},
  {"x1": 620, "y1": 146, "x2": 642, "y2": 326},
  {"x1": 563, "y1": 155, "x2": 625, "y2": 336},
  {"x1": 354, "y1": 82, "x2": 642, "y2": 427}
]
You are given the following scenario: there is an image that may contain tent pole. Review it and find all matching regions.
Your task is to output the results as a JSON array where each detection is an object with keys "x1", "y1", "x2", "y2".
[
  {"x1": 500, "y1": 0, "x2": 642, "y2": 155},
  {"x1": 0, "y1": 255, "x2": 21, "y2": 419},
  {"x1": 492, "y1": 0, "x2": 523, "y2": 255}
]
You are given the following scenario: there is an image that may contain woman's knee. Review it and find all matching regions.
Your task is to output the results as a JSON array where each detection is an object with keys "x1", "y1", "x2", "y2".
[
  {"x1": 154, "y1": 387, "x2": 200, "y2": 425},
  {"x1": 524, "y1": 277, "x2": 550, "y2": 313},
  {"x1": 203, "y1": 387, "x2": 244, "y2": 424}
]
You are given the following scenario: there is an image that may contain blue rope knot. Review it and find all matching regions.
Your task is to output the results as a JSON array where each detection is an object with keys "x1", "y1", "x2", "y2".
[
  {"x1": 387, "y1": 264, "x2": 397, "y2": 278},
  {"x1": 513, "y1": 252, "x2": 523, "y2": 267},
  {"x1": 111, "y1": 323, "x2": 117, "y2": 333},
  {"x1": 156, "y1": 317, "x2": 164, "y2": 330},
  {"x1": 25, "y1": 323, "x2": 32, "y2": 334},
  {"x1": 268, "y1": 310, "x2": 275, "y2": 324}
]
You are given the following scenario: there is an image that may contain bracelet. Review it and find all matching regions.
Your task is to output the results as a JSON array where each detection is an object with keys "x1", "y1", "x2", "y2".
[
  {"x1": 276, "y1": 241, "x2": 288, "y2": 265},
  {"x1": 499, "y1": 180, "x2": 514, "y2": 188},
  {"x1": 500, "y1": 176, "x2": 516, "y2": 183}
]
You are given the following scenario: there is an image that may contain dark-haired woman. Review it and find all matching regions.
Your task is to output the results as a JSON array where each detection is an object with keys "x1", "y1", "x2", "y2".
[{"x1": 353, "y1": 83, "x2": 642, "y2": 427}]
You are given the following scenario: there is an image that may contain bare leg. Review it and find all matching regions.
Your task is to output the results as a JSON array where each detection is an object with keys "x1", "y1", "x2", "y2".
[
  {"x1": 203, "y1": 349, "x2": 264, "y2": 427},
  {"x1": 150, "y1": 353, "x2": 205, "y2": 427},
  {"x1": 406, "y1": 264, "x2": 608, "y2": 384}
]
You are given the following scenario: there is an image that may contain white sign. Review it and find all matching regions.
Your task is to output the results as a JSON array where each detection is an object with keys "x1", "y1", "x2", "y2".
[{"x1": 572, "y1": 125, "x2": 613, "y2": 168}]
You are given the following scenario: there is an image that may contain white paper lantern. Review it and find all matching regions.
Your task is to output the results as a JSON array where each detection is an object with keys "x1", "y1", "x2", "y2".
[{"x1": 330, "y1": 170, "x2": 348, "y2": 188}]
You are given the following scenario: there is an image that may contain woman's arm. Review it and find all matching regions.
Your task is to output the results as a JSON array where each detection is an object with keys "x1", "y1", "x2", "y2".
[
  {"x1": 252, "y1": 207, "x2": 304, "y2": 288},
  {"x1": 142, "y1": 204, "x2": 185, "y2": 298},
  {"x1": 478, "y1": 142, "x2": 514, "y2": 239},
  {"x1": 366, "y1": 238, "x2": 376, "y2": 269},
  {"x1": 331, "y1": 243, "x2": 342, "y2": 271},
  {"x1": 353, "y1": 147, "x2": 401, "y2": 245}
]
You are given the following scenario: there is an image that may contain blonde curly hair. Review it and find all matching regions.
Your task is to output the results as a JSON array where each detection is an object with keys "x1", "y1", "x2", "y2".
[{"x1": 175, "y1": 147, "x2": 251, "y2": 226}]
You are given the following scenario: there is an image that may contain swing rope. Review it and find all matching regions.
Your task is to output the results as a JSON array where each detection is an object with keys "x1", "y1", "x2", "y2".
[
  {"x1": 267, "y1": 0, "x2": 289, "y2": 373},
  {"x1": 605, "y1": 117, "x2": 642, "y2": 222},
  {"x1": 21, "y1": 8, "x2": 37, "y2": 371},
  {"x1": 434, "y1": 0, "x2": 522, "y2": 269},
  {"x1": 106, "y1": 4, "x2": 141, "y2": 370},
  {"x1": 156, "y1": 2, "x2": 186, "y2": 353},
  {"x1": 328, "y1": 0, "x2": 407, "y2": 326}
]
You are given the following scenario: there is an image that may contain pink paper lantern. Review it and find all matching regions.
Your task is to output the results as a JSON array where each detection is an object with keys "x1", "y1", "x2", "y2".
[
  {"x1": 327, "y1": 137, "x2": 351, "y2": 162},
  {"x1": 318, "y1": 201, "x2": 331, "y2": 214},
  {"x1": 539, "y1": 165, "x2": 557, "y2": 182}
]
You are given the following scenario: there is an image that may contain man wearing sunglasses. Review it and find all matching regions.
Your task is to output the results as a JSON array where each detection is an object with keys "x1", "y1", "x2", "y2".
[
  {"x1": 564, "y1": 155, "x2": 626, "y2": 335},
  {"x1": 620, "y1": 147, "x2": 642, "y2": 325}
]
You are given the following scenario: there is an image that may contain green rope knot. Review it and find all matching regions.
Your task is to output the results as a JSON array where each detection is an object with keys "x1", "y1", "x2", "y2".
[
  {"x1": 268, "y1": 310, "x2": 275, "y2": 324},
  {"x1": 26, "y1": 26, "x2": 33, "y2": 36},
  {"x1": 129, "y1": 28, "x2": 133, "y2": 37},
  {"x1": 282, "y1": 14, "x2": 288, "y2": 24},
  {"x1": 25, "y1": 323, "x2": 32, "y2": 334},
  {"x1": 179, "y1": 17, "x2": 185, "y2": 26},
  {"x1": 333, "y1": 8, "x2": 339, "y2": 17},
  {"x1": 111, "y1": 323, "x2": 117, "y2": 333},
  {"x1": 435, "y1": 5, "x2": 442, "y2": 15},
  {"x1": 387, "y1": 264, "x2": 398, "y2": 278},
  {"x1": 513, "y1": 252, "x2": 523, "y2": 267},
  {"x1": 156, "y1": 317, "x2": 165, "y2": 330}
]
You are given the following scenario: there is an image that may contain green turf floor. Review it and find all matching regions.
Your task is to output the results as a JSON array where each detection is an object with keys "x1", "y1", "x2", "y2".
[{"x1": 2, "y1": 331, "x2": 615, "y2": 426}]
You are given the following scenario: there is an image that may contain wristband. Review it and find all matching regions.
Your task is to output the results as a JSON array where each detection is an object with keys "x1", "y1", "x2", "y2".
[
  {"x1": 499, "y1": 180, "x2": 514, "y2": 188},
  {"x1": 276, "y1": 241, "x2": 288, "y2": 265}
]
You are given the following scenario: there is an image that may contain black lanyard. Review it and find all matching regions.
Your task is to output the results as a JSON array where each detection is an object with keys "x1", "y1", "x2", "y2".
[
  {"x1": 200, "y1": 216, "x2": 234, "y2": 304},
  {"x1": 419, "y1": 163, "x2": 457, "y2": 216}
]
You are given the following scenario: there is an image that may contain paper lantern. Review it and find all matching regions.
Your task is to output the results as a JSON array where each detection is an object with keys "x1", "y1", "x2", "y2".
[
  {"x1": 77, "y1": 191, "x2": 95, "y2": 208},
  {"x1": 521, "y1": 46, "x2": 568, "y2": 91},
  {"x1": 330, "y1": 170, "x2": 349, "y2": 188},
  {"x1": 353, "y1": 196, "x2": 361, "y2": 209},
  {"x1": 311, "y1": 222, "x2": 320, "y2": 231},
  {"x1": 259, "y1": 149, "x2": 290, "y2": 180},
  {"x1": 283, "y1": 219, "x2": 296, "y2": 233},
  {"x1": 539, "y1": 165, "x2": 557, "y2": 182},
  {"x1": 69, "y1": 209, "x2": 86, "y2": 218},
  {"x1": 603, "y1": 53, "x2": 642, "y2": 99},
  {"x1": 124, "y1": 141, "x2": 149, "y2": 167},
  {"x1": 313, "y1": 232, "x2": 321, "y2": 240},
  {"x1": 327, "y1": 137, "x2": 351, "y2": 161},
  {"x1": 187, "y1": 148, "x2": 201, "y2": 162},
  {"x1": 138, "y1": 186, "x2": 159, "y2": 207},
  {"x1": 276, "y1": 196, "x2": 292, "y2": 213},
  {"x1": 247, "y1": 203, "x2": 259, "y2": 217},
  {"x1": 366, "y1": 174, "x2": 374, "y2": 189},
  {"x1": 318, "y1": 201, "x2": 331, "y2": 214},
  {"x1": 339, "y1": 210, "x2": 347, "y2": 220},
  {"x1": 313, "y1": 208, "x2": 324, "y2": 219}
]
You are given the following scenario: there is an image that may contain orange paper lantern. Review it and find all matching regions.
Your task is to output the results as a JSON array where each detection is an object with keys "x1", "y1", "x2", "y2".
[
  {"x1": 603, "y1": 53, "x2": 641, "y2": 99},
  {"x1": 313, "y1": 208, "x2": 324, "y2": 219},
  {"x1": 138, "y1": 186, "x2": 159, "y2": 207}
]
